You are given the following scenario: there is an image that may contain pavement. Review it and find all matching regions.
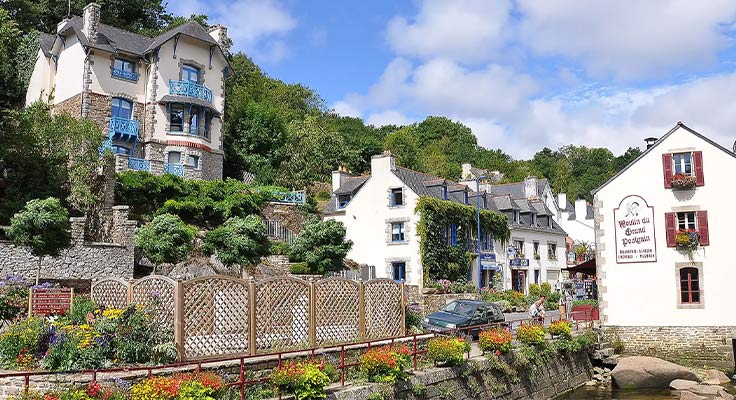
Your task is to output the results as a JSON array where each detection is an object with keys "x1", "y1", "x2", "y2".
[{"x1": 505, "y1": 310, "x2": 561, "y2": 325}]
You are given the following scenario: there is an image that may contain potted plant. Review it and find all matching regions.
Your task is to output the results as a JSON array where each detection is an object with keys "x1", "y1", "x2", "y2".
[
  {"x1": 675, "y1": 228, "x2": 699, "y2": 259},
  {"x1": 671, "y1": 173, "x2": 697, "y2": 189}
]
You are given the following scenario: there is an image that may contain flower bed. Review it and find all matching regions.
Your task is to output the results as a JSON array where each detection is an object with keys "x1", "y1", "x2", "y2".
[
  {"x1": 478, "y1": 328, "x2": 512, "y2": 354},
  {"x1": 548, "y1": 320, "x2": 572, "y2": 339},
  {"x1": 516, "y1": 324, "x2": 546, "y2": 347},
  {"x1": 671, "y1": 173, "x2": 697, "y2": 189},
  {"x1": 271, "y1": 360, "x2": 333, "y2": 400},
  {"x1": 359, "y1": 344, "x2": 411, "y2": 383},
  {"x1": 0, "y1": 276, "x2": 32, "y2": 322},
  {"x1": 424, "y1": 279, "x2": 476, "y2": 294},
  {"x1": 427, "y1": 336, "x2": 468, "y2": 366}
]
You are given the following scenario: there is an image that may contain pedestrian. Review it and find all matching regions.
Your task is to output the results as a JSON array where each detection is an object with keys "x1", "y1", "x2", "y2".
[
  {"x1": 529, "y1": 295, "x2": 546, "y2": 323},
  {"x1": 565, "y1": 289, "x2": 574, "y2": 320}
]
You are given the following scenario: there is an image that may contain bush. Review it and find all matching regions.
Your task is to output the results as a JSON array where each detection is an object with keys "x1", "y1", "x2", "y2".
[
  {"x1": 0, "y1": 276, "x2": 31, "y2": 321},
  {"x1": 130, "y1": 372, "x2": 227, "y2": 400},
  {"x1": 516, "y1": 324, "x2": 546, "y2": 347},
  {"x1": 405, "y1": 303, "x2": 424, "y2": 334},
  {"x1": 427, "y1": 336, "x2": 468, "y2": 366},
  {"x1": 67, "y1": 296, "x2": 98, "y2": 325},
  {"x1": 528, "y1": 284, "x2": 541, "y2": 298},
  {"x1": 359, "y1": 345, "x2": 412, "y2": 383},
  {"x1": 202, "y1": 215, "x2": 270, "y2": 276},
  {"x1": 271, "y1": 360, "x2": 332, "y2": 399},
  {"x1": 0, "y1": 317, "x2": 48, "y2": 369},
  {"x1": 540, "y1": 282, "x2": 552, "y2": 296},
  {"x1": 548, "y1": 320, "x2": 572, "y2": 339},
  {"x1": 572, "y1": 299, "x2": 599, "y2": 308},
  {"x1": 574, "y1": 329, "x2": 598, "y2": 350},
  {"x1": 135, "y1": 213, "x2": 196, "y2": 269},
  {"x1": 478, "y1": 328, "x2": 513, "y2": 354},
  {"x1": 288, "y1": 219, "x2": 353, "y2": 275},
  {"x1": 270, "y1": 241, "x2": 290, "y2": 255},
  {"x1": 552, "y1": 337, "x2": 581, "y2": 354},
  {"x1": 289, "y1": 262, "x2": 310, "y2": 275}
]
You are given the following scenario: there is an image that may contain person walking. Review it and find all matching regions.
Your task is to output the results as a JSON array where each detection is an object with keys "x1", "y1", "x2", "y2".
[{"x1": 565, "y1": 289, "x2": 574, "y2": 320}]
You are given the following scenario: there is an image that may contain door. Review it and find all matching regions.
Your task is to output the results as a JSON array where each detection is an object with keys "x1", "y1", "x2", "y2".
[
  {"x1": 512, "y1": 270, "x2": 526, "y2": 293},
  {"x1": 111, "y1": 97, "x2": 133, "y2": 119}
]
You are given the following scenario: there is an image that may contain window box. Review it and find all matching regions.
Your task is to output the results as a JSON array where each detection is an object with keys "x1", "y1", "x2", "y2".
[
  {"x1": 671, "y1": 173, "x2": 697, "y2": 190},
  {"x1": 533, "y1": 254, "x2": 540, "y2": 260},
  {"x1": 675, "y1": 229, "x2": 699, "y2": 251}
]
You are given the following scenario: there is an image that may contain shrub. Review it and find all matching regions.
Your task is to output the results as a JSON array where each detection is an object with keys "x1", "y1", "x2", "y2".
[
  {"x1": 130, "y1": 372, "x2": 226, "y2": 400},
  {"x1": 270, "y1": 241, "x2": 290, "y2": 256},
  {"x1": 202, "y1": 215, "x2": 270, "y2": 277},
  {"x1": 478, "y1": 328, "x2": 513, "y2": 354},
  {"x1": 405, "y1": 303, "x2": 424, "y2": 334},
  {"x1": 427, "y1": 336, "x2": 468, "y2": 366},
  {"x1": 67, "y1": 296, "x2": 98, "y2": 325},
  {"x1": 135, "y1": 213, "x2": 196, "y2": 270},
  {"x1": 289, "y1": 262, "x2": 310, "y2": 275},
  {"x1": 271, "y1": 360, "x2": 331, "y2": 400},
  {"x1": 552, "y1": 337, "x2": 581, "y2": 354},
  {"x1": 516, "y1": 324, "x2": 546, "y2": 347},
  {"x1": 548, "y1": 320, "x2": 572, "y2": 339},
  {"x1": 574, "y1": 329, "x2": 597, "y2": 350},
  {"x1": 0, "y1": 317, "x2": 48, "y2": 369},
  {"x1": 528, "y1": 284, "x2": 541, "y2": 298},
  {"x1": 359, "y1": 345, "x2": 412, "y2": 383},
  {"x1": 540, "y1": 282, "x2": 552, "y2": 296},
  {"x1": 0, "y1": 275, "x2": 31, "y2": 321},
  {"x1": 572, "y1": 299, "x2": 598, "y2": 308},
  {"x1": 449, "y1": 279, "x2": 476, "y2": 294},
  {"x1": 288, "y1": 219, "x2": 353, "y2": 275}
]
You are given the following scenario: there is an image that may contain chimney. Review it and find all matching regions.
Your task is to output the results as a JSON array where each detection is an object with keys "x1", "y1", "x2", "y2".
[
  {"x1": 558, "y1": 193, "x2": 567, "y2": 211},
  {"x1": 645, "y1": 137, "x2": 658, "y2": 149},
  {"x1": 524, "y1": 176, "x2": 538, "y2": 199},
  {"x1": 208, "y1": 24, "x2": 229, "y2": 52},
  {"x1": 574, "y1": 199, "x2": 587, "y2": 221},
  {"x1": 461, "y1": 163, "x2": 472, "y2": 180},
  {"x1": 331, "y1": 165, "x2": 352, "y2": 192},
  {"x1": 82, "y1": 3, "x2": 101, "y2": 44},
  {"x1": 57, "y1": 18, "x2": 70, "y2": 33},
  {"x1": 371, "y1": 151, "x2": 396, "y2": 175}
]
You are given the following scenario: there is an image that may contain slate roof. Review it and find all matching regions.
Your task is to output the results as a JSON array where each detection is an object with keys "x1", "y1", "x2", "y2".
[
  {"x1": 144, "y1": 20, "x2": 218, "y2": 53},
  {"x1": 489, "y1": 178, "x2": 549, "y2": 199},
  {"x1": 39, "y1": 32, "x2": 55, "y2": 57},
  {"x1": 334, "y1": 176, "x2": 369, "y2": 195},
  {"x1": 491, "y1": 195, "x2": 519, "y2": 211}
]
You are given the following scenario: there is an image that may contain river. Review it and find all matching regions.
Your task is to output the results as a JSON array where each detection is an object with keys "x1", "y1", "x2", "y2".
[{"x1": 557, "y1": 381, "x2": 735, "y2": 399}]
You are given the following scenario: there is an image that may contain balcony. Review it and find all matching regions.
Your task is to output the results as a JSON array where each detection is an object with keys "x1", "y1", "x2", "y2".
[
  {"x1": 111, "y1": 68, "x2": 138, "y2": 82},
  {"x1": 128, "y1": 157, "x2": 150, "y2": 172},
  {"x1": 272, "y1": 190, "x2": 306, "y2": 204},
  {"x1": 108, "y1": 117, "x2": 139, "y2": 141},
  {"x1": 168, "y1": 80, "x2": 213, "y2": 103},
  {"x1": 165, "y1": 163, "x2": 184, "y2": 177}
]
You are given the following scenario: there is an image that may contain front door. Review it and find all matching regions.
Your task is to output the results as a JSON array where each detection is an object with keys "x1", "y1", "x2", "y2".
[{"x1": 512, "y1": 270, "x2": 526, "y2": 294}]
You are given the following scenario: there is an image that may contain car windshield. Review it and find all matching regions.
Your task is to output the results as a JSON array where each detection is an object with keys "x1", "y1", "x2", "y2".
[{"x1": 440, "y1": 302, "x2": 477, "y2": 317}]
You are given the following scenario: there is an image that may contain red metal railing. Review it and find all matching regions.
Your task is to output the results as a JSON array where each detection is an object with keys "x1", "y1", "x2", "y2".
[{"x1": 0, "y1": 310, "x2": 594, "y2": 398}]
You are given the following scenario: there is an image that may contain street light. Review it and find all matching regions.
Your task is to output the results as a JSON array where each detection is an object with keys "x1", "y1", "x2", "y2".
[{"x1": 476, "y1": 175, "x2": 487, "y2": 290}]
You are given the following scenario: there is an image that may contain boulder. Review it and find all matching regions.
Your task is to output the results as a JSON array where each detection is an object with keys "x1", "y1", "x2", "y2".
[
  {"x1": 704, "y1": 378, "x2": 723, "y2": 385},
  {"x1": 688, "y1": 384, "x2": 723, "y2": 396},
  {"x1": 706, "y1": 369, "x2": 732, "y2": 385},
  {"x1": 718, "y1": 388, "x2": 734, "y2": 400},
  {"x1": 680, "y1": 391, "x2": 705, "y2": 400},
  {"x1": 611, "y1": 356, "x2": 699, "y2": 388},
  {"x1": 670, "y1": 379, "x2": 699, "y2": 390}
]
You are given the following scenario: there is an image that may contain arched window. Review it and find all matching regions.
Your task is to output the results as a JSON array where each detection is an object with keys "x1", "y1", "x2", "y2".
[
  {"x1": 111, "y1": 97, "x2": 133, "y2": 119},
  {"x1": 679, "y1": 268, "x2": 700, "y2": 304}
]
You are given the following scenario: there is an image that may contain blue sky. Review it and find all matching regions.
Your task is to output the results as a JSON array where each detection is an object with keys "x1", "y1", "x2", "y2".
[{"x1": 170, "y1": 0, "x2": 736, "y2": 159}]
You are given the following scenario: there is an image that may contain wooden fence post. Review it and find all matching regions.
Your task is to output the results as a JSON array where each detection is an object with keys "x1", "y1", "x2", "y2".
[
  {"x1": 173, "y1": 278, "x2": 185, "y2": 361},
  {"x1": 126, "y1": 279, "x2": 134, "y2": 305},
  {"x1": 358, "y1": 279, "x2": 366, "y2": 341},
  {"x1": 308, "y1": 278, "x2": 316, "y2": 348},
  {"x1": 248, "y1": 276, "x2": 257, "y2": 356},
  {"x1": 400, "y1": 281, "x2": 407, "y2": 335}
]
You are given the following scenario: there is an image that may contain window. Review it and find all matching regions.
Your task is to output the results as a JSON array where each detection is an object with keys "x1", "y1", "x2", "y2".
[
  {"x1": 391, "y1": 222, "x2": 405, "y2": 242},
  {"x1": 679, "y1": 267, "x2": 700, "y2": 304},
  {"x1": 514, "y1": 240, "x2": 524, "y2": 256},
  {"x1": 392, "y1": 262, "x2": 406, "y2": 281},
  {"x1": 480, "y1": 230, "x2": 493, "y2": 250},
  {"x1": 673, "y1": 152, "x2": 693, "y2": 175},
  {"x1": 111, "y1": 145, "x2": 130, "y2": 155},
  {"x1": 187, "y1": 155, "x2": 200, "y2": 169},
  {"x1": 204, "y1": 112, "x2": 212, "y2": 138},
  {"x1": 167, "y1": 151, "x2": 182, "y2": 165},
  {"x1": 442, "y1": 186, "x2": 448, "y2": 200},
  {"x1": 548, "y1": 243, "x2": 557, "y2": 260},
  {"x1": 170, "y1": 104, "x2": 184, "y2": 132},
  {"x1": 183, "y1": 65, "x2": 200, "y2": 83},
  {"x1": 463, "y1": 191, "x2": 469, "y2": 204},
  {"x1": 189, "y1": 106, "x2": 201, "y2": 135},
  {"x1": 450, "y1": 223, "x2": 457, "y2": 245},
  {"x1": 337, "y1": 195, "x2": 351, "y2": 209},
  {"x1": 514, "y1": 211, "x2": 520, "y2": 223},
  {"x1": 111, "y1": 97, "x2": 133, "y2": 119},
  {"x1": 112, "y1": 58, "x2": 137, "y2": 81},
  {"x1": 533, "y1": 242, "x2": 540, "y2": 257},
  {"x1": 677, "y1": 212, "x2": 696, "y2": 230},
  {"x1": 534, "y1": 269, "x2": 540, "y2": 284},
  {"x1": 390, "y1": 188, "x2": 404, "y2": 206},
  {"x1": 531, "y1": 213, "x2": 537, "y2": 225}
]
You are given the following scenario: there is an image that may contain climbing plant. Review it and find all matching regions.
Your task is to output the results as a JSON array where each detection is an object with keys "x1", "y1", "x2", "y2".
[{"x1": 415, "y1": 197, "x2": 510, "y2": 283}]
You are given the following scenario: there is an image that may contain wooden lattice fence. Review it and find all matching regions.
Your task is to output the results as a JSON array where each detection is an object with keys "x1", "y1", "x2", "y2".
[{"x1": 91, "y1": 275, "x2": 405, "y2": 360}]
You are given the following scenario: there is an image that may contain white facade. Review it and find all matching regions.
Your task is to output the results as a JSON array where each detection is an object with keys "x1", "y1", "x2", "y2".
[
  {"x1": 557, "y1": 193, "x2": 595, "y2": 246},
  {"x1": 595, "y1": 123, "x2": 734, "y2": 327}
]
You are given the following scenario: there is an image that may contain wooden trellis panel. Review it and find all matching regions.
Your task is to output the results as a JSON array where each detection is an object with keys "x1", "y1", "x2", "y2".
[
  {"x1": 131, "y1": 275, "x2": 176, "y2": 329},
  {"x1": 364, "y1": 279, "x2": 403, "y2": 339},
  {"x1": 255, "y1": 277, "x2": 310, "y2": 352},
  {"x1": 314, "y1": 278, "x2": 360, "y2": 345},
  {"x1": 91, "y1": 278, "x2": 129, "y2": 309}
]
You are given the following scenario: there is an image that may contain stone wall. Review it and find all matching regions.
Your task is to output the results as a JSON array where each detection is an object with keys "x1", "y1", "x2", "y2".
[
  {"x1": 406, "y1": 285, "x2": 483, "y2": 316},
  {"x1": 329, "y1": 350, "x2": 592, "y2": 400},
  {"x1": 261, "y1": 203, "x2": 307, "y2": 234},
  {"x1": 53, "y1": 94, "x2": 82, "y2": 117},
  {"x1": 603, "y1": 326, "x2": 736, "y2": 369}
]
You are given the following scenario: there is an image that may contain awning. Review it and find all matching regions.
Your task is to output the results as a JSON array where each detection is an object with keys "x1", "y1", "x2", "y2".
[
  {"x1": 563, "y1": 258, "x2": 596, "y2": 275},
  {"x1": 159, "y1": 95, "x2": 221, "y2": 116}
]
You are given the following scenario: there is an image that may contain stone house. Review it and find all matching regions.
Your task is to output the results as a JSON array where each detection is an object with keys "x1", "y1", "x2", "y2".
[{"x1": 25, "y1": 3, "x2": 232, "y2": 180}]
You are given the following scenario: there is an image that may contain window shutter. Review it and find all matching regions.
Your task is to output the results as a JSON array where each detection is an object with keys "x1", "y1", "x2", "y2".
[
  {"x1": 693, "y1": 151, "x2": 704, "y2": 186},
  {"x1": 662, "y1": 153, "x2": 673, "y2": 188},
  {"x1": 697, "y1": 210, "x2": 709, "y2": 246},
  {"x1": 665, "y1": 212, "x2": 677, "y2": 247}
]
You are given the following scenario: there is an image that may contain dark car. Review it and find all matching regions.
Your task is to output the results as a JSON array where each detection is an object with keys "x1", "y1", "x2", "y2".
[{"x1": 421, "y1": 300, "x2": 505, "y2": 337}]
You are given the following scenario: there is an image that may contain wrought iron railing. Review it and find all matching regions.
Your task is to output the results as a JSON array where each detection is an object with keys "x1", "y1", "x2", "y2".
[
  {"x1": 168, "y1": 80, "x2": 213, "y2": 103},
  {"x1": 272, "y1": 190, "x2": 306, "y2": 204},
  {"x1": 98, "y1": 138, "x2": 112, "y2": 156},
  {"x1": 111, "y1": 68, "x2": 138, "y2": 82},
  {"x1": 164, "y1": 163, "x2": 185, "y2": 177},
  {"x1": 108, "y1": 117, "x2": 139, "y2": 140},
  {"x1": 263, "y1": 219, "x2": 298, "y2": 243},
  {"x1": 128, "y1": 157, "x2": 150, "y2": 172}
]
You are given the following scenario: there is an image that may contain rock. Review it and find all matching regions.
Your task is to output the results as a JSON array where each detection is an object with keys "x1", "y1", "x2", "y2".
[
  {"x1": 718, "y1": 388, "x2": 735, "y2": 400},
  {"x1": 703, "y1": 378, "x2": 723, "y2": 385},
  {"x1": 593, "y1": 367, "x2": 605, "y2": 374},
  {"x1": 593, "y1": 374, "x2": 604, "y2": 381},
  {"x1": 680, "y1": 391, "x2": 705, "y2": 400},
  {"x1": 611, "y1": 356, "x2": 699, "y2": 388},
  {"x1": 585, "y1": 380, "x2": 598, "y2": 386},
  {"x1": 689, "y1": 384, "x2": 723, "y2": 396},
  {"x1": 670, "y1": 379, "x2": 699, "y2": 390},
  {"x1": 706, "y1": 369, "x2": 732, "y2": 385},
  {"x1": 604, "y1": 368, "x2": 612, "y2": 373}
]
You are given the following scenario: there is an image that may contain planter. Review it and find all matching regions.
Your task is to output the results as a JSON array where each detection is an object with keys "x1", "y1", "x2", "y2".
[
  {"x1": 572, "y1": 305, "x2": 598, "y2": 321},
  {"x1": 671, "y1": 174, "x2": 697, "y2": 190}
]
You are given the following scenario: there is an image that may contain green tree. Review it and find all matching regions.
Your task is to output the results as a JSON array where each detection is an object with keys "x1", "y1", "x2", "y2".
[
  {"x1": 615, "y1": 146, "x2": 642, "y2": 171},
  {"x1": 7, "y1": 197, "x2": 71, "y2": 283},
  {"x1": 323, "y1": 113, "x2": 386, "y2": 173},
  {"x1": 201, "y1": 215, "x2": 270, "y2": 277},
  {"x1": 135, "y1": 213, "x2": 196, "y2": 273},
  {"x1": 288, "y1": 219, "x2": 353, "y2": 275},
  {"x1": 0, "y1": 9, "x2": 23, "y2": 109},
  {"x1": 384, "y1": 126, "x2": 420, "y2": 170}
]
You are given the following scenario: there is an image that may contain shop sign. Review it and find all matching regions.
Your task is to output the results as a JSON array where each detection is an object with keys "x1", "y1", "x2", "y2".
[
  {"x1": 614, "y1": 195, "x2": 657, "y2": 264},
  {"x1": 509, "y1": 258, "x2": 529, "y2": 267}
]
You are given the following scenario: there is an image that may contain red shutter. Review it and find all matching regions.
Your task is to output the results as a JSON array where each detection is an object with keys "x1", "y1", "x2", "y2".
[
  {"x1": 665, "y1": 212, "x2": 677, "y2": 247},
  {"x1": 662, "y1": 153, "x2": 673, "y2": 188},
  {"x1": 693, "y1": 151, "x2": 704, "y2": 186},
  {"x1": 697, "y1": 210, "x2": 709, "y2": 246}
]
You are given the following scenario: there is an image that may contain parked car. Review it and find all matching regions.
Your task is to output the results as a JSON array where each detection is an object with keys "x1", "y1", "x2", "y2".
[{"x1": 421, "y1": 300, "x2": 505, "y2": 337}]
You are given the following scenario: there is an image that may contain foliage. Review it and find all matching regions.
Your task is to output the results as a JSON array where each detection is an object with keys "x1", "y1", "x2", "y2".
[
  {"x1": 0, "y1": 317, "x2": 47, "y2": 369},
  {"x1": 481, "y1": 288, "x2": 526, "y2": 308},
  {"x1": 202, "y1": 216, "x2": 270, "y2": 276},
  {"x1": 671, "y1": 173, "x2": 697, "y2": 190},
  {"x1": 0, "y1": 9, "x2": 23, "y2": 109},
  {"x1": 359, "y1": 345, "x2": 412, "y2": 383},
  {"x1": 427, "y1": 336, "x2": 468, "y2": 366},
  {"x1": 129, "y1": 372, "x2": 226, "y2": 400},
  {"x1": 135, "y1": 214, "x2": 196, "y2": 268},
  {"x1": 574, "y1": 329, "x2": 598, "y2": 350},
  {"x1": 67, "y1": 296, "x2": 98, "y2": 325},
  {"x1": 425, "y1": 279, "x2": 476, "y2": 294},
  {"x1": 288, "y1": 219, "x2": 353, "y2": 275},
  {"x1": 405, "y1": 303, "x2": 424, "y2": 334},
  {"x1": 528, "y1": 284, "x2": 541, "y2": 298},
  {"x1": 675, "y1": 229, "x2": 699, "y2": 259},
  {"x1": 0, "y1": 275, "x2": 31, "y2": 321},
  {"x1": 7, "y1": 197, "x2": 71, "y2": 258},
  {"x1": 271, "y1": 360, "x2": 332, "y2": 400},
  {"x1": 415, "y1": 197, "x2": 509, "y2": 282},
  {"x1": 572, "y1": 299, "x2": 599, "y2": 309},
  {"x1": 548, "y1": 320, "x2": 572, "y2": 339},
  {"x1": 516, "y1": 324, "x2": 546, "y2": 347},
  {"x1": 478, "y1": 328, "x2": 513, "y2": 354},
  {"x1": 552, "y1": 337, "x2": 582, "y2": 354},
  {"x1": 10, "y1": 381, "x2": 128, "y2": 400}
]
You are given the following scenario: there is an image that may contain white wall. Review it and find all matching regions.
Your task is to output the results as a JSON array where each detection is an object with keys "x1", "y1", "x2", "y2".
[
  {"x1": 558, "y1": 214, "x2": 595, "y2": 245},
  {"x1": 53, "y1": 35, "x2": 85, "y2": 104},
  {"x1": 494, "y1": 228, "x2": 566, "y2": 292},
  {"x1": 596, "y1": 126, "x2": 734, "y2": 326},
  {"x1": 89, "y1": 51, "x2": 147, "y2": 103},
  {"x1": 25, "y1": 49, "x2": 52, "y2": 105}
]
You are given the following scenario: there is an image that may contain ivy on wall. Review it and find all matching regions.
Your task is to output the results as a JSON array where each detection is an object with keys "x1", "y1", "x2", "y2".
[{"x1": 415, "y1": 196, "x2": 510, "y2": 283}]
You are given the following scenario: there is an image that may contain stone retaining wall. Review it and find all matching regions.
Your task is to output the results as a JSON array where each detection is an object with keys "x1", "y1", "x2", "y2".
[
  {"x1": 603, "y1": 326, "x2": 736, "y2": 369},
  {"x1": 406, "y1": 286, "x2": 482, "y2": 316}
]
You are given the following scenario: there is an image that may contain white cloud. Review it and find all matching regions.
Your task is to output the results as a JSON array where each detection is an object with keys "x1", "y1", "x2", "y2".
[
  {"x1": 386, "y1": 0, "x2": 512, "y2": 63},
  {"x1": 366, "y1": 110, "x2": 415, "y2": 127},
  {"x1": 518, "y1": 0, "x2": 736, "y2": 80}
]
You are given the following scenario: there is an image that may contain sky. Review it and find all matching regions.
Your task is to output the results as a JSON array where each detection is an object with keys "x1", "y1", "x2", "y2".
[{"x1": 169, "y1": 0, "x2": 736, "y2": 159}]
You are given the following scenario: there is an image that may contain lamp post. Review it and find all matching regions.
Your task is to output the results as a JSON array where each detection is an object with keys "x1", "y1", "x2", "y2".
[{"x1": 476, "y1": 175, "x2": 487, "y2": 290}]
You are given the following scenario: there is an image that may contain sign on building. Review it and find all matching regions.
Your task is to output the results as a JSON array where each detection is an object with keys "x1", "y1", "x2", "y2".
[
  {"x1": 613, "y1": 195, "x2": 657, "y2": 263},
  {"x1": 480, "y1": 253, "x2": 498, "y2": 270}
]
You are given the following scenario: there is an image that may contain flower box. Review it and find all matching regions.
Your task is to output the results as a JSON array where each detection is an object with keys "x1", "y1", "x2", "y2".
[
  {"x1": 675, "y1": 229, "x2": 699, "y2": 251},
  {"x1": 671, "y1": 173, "x2": 697, "y2": 189},
  {"x1": 571, "y1": 305, "x2": 599, "y2": 321}
]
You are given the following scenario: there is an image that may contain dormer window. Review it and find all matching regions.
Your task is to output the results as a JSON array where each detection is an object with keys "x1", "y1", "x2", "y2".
[
  {"x1": 442, "y1": 186, "x2": 448, "y2": 200},
  {"x1": 514, "y1": 211, "x2": 520, "y2": 223},
  {"x1": 390, "y1": 188, "x2": 404, "y2": 207},
  {"x1": 531, "y1": 213, "x2": 537, "y2": 225},
  {"x1": 337, "y1": 194, "x2": 351, "y2": 209}
]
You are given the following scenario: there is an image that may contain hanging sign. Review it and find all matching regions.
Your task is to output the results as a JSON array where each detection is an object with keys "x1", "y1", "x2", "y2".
[
  {"x1": 613, "y1": 195, "x2": 657, "y2": 264},
  {"x1": 29, "y1": 287, "x2": 74, "y2": 317}
]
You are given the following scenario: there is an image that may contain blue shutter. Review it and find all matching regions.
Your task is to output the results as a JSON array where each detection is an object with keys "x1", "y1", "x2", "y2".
[{"x1": 451, "y1": 224, "x2": 457, "y2": 245}]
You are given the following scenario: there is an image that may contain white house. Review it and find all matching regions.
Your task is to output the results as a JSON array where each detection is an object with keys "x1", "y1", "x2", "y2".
[
  {"x1": 26, "y1": 3, "x2": 231, "y2": 180},
  {"x1": 324, "y1": 153, "x2": 566, "y2": 291},
  {"x1": 593, "y1": 122, "x2": 736, "y2": 367}
]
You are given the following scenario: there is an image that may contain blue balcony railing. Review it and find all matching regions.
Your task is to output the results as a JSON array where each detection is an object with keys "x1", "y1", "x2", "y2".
[
  {"x1": 128, "y1": 157, "x2": 150, "y2": 172},
  {"x1": 165, "y1": 163, "x2": 185, "y2": 177},
  {"x1": 98, "y1": 138, "x2": 113, "y2": 156},
  {"x1": 111, "y1": 68, "x2": 138, "y2": 82},
  {"x1": 168, "y1": 80, "x2": 213, "y2": 103},
  {"x1": 109, "y1": 117, "x2": 139, "y2": 141},
  {"x1": 272, "y1": 190, "x2": 306, "y2": 204}
]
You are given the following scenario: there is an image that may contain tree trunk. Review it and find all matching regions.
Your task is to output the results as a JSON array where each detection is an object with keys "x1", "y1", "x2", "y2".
[{"x1": 35, "y1": 256, "x2": 42, "y2": 285}]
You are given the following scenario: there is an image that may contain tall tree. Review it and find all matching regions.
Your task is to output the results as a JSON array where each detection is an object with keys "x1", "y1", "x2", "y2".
[
  {"x1": 0, "y1": 9, "x2": 23, "y2": 110},
  {"x1": 135, "y1": 213, "x2": 196, "y2": 274},
  {"x1": 615, "y1": 146, "x2": 642, "y2": 171},
  {"x1": 384, "y1": 126, "x2": 420, "y2": 171},
  {"x1": 322, "y1": 113, "x2": 386, "y2": 174},
  {"x1": 288, "y1": 219, "x2": 353, "y2": 275}
]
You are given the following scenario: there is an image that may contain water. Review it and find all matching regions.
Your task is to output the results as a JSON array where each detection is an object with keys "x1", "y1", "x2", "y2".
[{"x1": 557, "y1": 381, "x2": 736, "y2": 399}]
